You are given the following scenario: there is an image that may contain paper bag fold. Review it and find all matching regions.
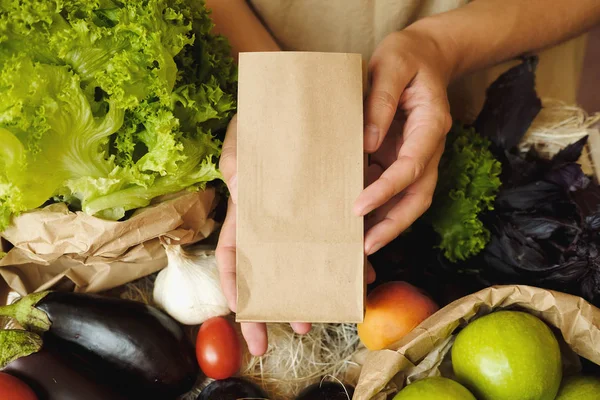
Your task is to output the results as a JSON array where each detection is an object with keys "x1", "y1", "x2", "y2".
[
  {"x1": 0, "y1": 189, "x2": 218, "y2": 295},
  {"x1": 236, "y1": 52, "x2": 364, "y2": 323}
]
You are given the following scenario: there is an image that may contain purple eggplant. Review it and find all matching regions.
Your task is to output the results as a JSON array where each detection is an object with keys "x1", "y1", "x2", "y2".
[
  {"x1": 4, "y1": 349, "x2": 128, "y2": 400},
  {"x1": 197, "y1": 378, "x2": 269, "y2": 400},
  {"x1": 0, "y1": 291, "x2": 200, "y2": 399},
  {"x1": 296, "y1": 381, "x2": 355, "y2": 400}
]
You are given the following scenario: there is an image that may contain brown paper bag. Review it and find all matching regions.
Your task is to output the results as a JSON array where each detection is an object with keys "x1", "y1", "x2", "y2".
[
  {"x1": 0, "y1": 189, "x2": 218, "y2": 296},
  {"x1": 236, "y1": 52, "x2": 365, "y2": 323},
  {"x1": 353, "y1": 285, "x2": 600, "y2": 400}
]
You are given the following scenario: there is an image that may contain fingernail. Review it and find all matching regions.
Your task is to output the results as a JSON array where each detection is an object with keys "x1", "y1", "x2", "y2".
[
  {"x1": 248, "y1": 342, "x2": 265, "y2": 356},
  {"x1": 229, "y1": 175, "x2": 238, "y2": 204},
  {"x1": 364, "y1": 124, "x2": 379, "y2": 152},
  {"x1": 366, "y1": 242, "x2": 383, "y2": 256},
  {"x1": 354, "y1": 201, "x2": 371, "y2": 217},
  {"x1": 353, "y1": 203, "x2": 364, "y2": 216},
  {"x1": 354, "y1": 198, "x2": 373, "y2": 216}
]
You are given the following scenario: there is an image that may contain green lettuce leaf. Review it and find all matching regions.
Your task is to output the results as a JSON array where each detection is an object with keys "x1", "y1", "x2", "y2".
[
  {"x1": 426, "y1": 124, "x2": 502, "y2": 262},
  {"x1": 0, "y1": 56, "x2": 123, "y2": 219}
]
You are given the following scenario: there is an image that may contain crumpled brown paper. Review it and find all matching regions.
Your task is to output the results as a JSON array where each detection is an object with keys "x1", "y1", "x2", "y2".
[
  {"x1": 0, "y1": 189, "x2": 218, "y2": 297},
  {"x1": 353, "y1": 285, "x2": 600, "y2": 400}
]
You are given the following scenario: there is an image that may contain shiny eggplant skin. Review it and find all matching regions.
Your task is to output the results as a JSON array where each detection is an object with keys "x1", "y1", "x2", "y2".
[
  {"x1": 36, "y1": 291, "x2": 199, "y2": 399},
  {"x1": 3, "y1": 349, "x2": 128, "y2": 400},
  {"x1": 296, "y1": 381, "x2": 355, "y2": 400},
  {"x1": 197, "y1": 378, "x2": 269, "y2": 400}
]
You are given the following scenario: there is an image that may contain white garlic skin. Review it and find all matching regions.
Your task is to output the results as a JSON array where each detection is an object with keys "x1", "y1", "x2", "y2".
[{"x1": 153, "y1": 245, "x2": 230, "y2": 325}]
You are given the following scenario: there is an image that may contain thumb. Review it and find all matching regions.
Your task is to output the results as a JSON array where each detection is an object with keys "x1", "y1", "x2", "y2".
[{"x1": 220, "y1": 114, "x2": 238, "y2": 203}]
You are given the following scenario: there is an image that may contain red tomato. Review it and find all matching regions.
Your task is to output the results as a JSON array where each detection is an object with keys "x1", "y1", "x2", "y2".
[
  {"x1": 0, "y1": 372, "x2": 38, "y2": 400},
  {"x1": 196, "y1": 317, "x2": 242, "y2": 380}
]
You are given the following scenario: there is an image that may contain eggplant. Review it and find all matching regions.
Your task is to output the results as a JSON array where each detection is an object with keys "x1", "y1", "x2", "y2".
[
  {"x1": 0, "y1": 291, "x2": 200, "y2": 399},
  {"x1": 296, "y1": 381, "x2": 355, "y2": 400},
  {"x1": 4, "y1": 348, "x2": 128, "y2": 400},
  {"x1": 198, "y1": 378, "x2": 269, "y2": 400}
]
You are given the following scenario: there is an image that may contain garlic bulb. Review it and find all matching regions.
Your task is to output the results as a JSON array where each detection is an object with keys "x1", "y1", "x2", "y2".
[{"x1": 153, "y1": 245, "x2": 230, "y2": 325}]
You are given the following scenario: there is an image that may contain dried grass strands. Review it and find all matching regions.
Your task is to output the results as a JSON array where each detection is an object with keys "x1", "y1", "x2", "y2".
[
  {"x1": 242, "y1": 322, "x2": 360, "y2": 399},
  {"x1": 520, "y1": 99, "x2": 600, "y2": 158}
]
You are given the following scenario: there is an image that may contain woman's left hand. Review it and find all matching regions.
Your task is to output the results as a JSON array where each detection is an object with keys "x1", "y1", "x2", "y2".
[{"x1": 355, "y1": 28, "x2": 455, "y2": 255}]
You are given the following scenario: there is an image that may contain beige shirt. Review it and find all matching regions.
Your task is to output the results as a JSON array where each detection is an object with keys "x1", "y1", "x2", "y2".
[{"x1": 249, "y1": 0, "x2": 586, "y2": 122}]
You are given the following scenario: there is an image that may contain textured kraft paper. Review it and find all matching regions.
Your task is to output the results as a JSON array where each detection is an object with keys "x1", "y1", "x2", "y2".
[
  {"x1": 354, "y1": 285, "x2": 600, "y2": 400},
  {"x1": 0, "y1": 189, "x2": 218, "y2": 297},
  {"x1": 236, "y1": 52, "x2": 364, "y2": 323}
]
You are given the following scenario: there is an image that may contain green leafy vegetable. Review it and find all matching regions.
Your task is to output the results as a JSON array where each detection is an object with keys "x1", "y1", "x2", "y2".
[
  {"x1": 426, "y1": 124, "x2": 502, "y2": 262},
  {"x1": 0, "y1": 0, "x2": 235, "y2": 230}
]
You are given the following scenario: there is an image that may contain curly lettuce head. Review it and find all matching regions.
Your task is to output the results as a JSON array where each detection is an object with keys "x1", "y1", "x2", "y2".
[{"x1": 0, "y1": 0, "x2": 235, "y2": 229}]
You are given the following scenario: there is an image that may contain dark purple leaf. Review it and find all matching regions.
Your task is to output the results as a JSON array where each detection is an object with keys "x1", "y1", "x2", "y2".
[
  {"x1": 482, "y1": 251, "x2": 522, "y2": 278},
  {"x1": 580, "y1": 267, "x2": 600, "y2": 305},
  {"x1": 572, "y1": 182, "x2": 600, "y2": 217},
  {"x1": 484, "y1": 219, "x2": 551, "y2": 272},
  {"x1": 495, "y1": 181, "x2": 563, "y2": 210},
  {"x1": 551, "y1": 136, "x2": 589, "y2": 165},
  {"x1": 475, "y1": 56, "x2": 542, "y2": 151},
  {"x1": 586, "y1": 214, "x2": 600, "y2": 230},
  {"x1": 542, "y1": 260, "x2": 589, "y2": 282},
  {"x1": 509, "y1": 214, "x2": 579, "y2": 240},
  {"x1": 501, "y1": 150, "x2": 546, "y2": 187},
  {"x1": 545, "y1": 163, "x2": 590, "y2": 192}
]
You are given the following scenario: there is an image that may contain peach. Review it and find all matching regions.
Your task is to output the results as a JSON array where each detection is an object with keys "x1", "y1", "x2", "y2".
[{"x1": 358, "y1": 281, "x2": 439, "y2": 350}]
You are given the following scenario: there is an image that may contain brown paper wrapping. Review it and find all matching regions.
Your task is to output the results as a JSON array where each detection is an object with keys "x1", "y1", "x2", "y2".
[
  {"x1": 0, "y1": 189, "x2": 218, "y2": 296},
  {"x1": 354, "y1": 285, "x2": 600, "y2": 400},
  {"x1": 236, "y1": 52, "x2": 365, "y2": 323}
]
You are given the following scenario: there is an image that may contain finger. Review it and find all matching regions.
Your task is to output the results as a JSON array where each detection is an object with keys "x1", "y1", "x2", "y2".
[
  {"x1": 364, "y1": 57, "x2": 414, "y2": 153},
  {"x1": 364, "y1": 143, "x2": 444, "y2": 255},
  {"x1": 290, "y1": 322, "x2": 312, "y2": 335},
  {"x1": 241, "y1": 322, "x2": 268, "y2": 356},
  {"x1": 355, "y1": 93, "x2": 450, "y2": 216},
  {"x1": 366, "y1": 260, "x2": 376, "y2": 284},
  {"x1": 365, "y1": 164, "x2": 384, "y2": 231},
  {"x1": 216, "y1": 199, "x2": 237, "y2": 312},
  {"x1": 219, "y1": 115, "x2": 238, "y2": 203},
  {"x1": 366, "y1": 191, "x2": 402, "y2": 231}
]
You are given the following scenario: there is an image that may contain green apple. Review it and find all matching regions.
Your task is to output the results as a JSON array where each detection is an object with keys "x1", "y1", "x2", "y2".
[
  {"x1": 392, "y1": 377, "x2": 476, "y2": 400},
  {"x1": 452, "y1": 311, "x2": 562, "y2": 400},
  {"x1": 555, "y1": 376, "x2": 600, "y2": 399}
]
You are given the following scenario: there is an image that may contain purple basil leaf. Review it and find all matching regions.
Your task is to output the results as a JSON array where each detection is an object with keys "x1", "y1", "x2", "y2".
[
  {"x1": 475, "y1": 56, "x2": 542, "y2": 151},
  {"x1": 502, "y1": 150, "x2": 545, "y2": 187},
  {"x1": 482, "y1": 251, "x2": 522, "y2": 278},
  {"x1": 586, "y1": 214, "x2": 600, "y2": 230},
  {"x1": 484, "y1": 219, "x2": 550, "y2": 272},
  {"x1": 545, "y1": 163, "x2": 590, "y2": 192},
  {"x1": 509, "y1": 214, "x2": 579, "y2": 240},
  {"x1": 496, "y1": 181, "x2": 562, "y2": 210},
  {"x1": 572, "y1": 182, "x2": 600, "y2": 217},
  {"x1": 580, "y1": 268, "x2": 600, "y2": 306},
  {"x1": 551, "y1": 136, "x2": 589, "y2": 165}
]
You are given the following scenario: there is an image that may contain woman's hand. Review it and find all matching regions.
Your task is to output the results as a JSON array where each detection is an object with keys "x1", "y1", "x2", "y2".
[{"x1": 355, "y1": 28, "x2": 454, "y2": 255}]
